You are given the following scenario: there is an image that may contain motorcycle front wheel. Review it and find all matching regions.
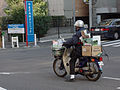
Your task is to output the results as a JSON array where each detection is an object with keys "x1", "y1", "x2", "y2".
[
  {"x1": 53, "y1": 59, "x2": 67, "y2": 77},
  {"x1": 86, "y1": 62, "x2": 102, "y2": 81}
]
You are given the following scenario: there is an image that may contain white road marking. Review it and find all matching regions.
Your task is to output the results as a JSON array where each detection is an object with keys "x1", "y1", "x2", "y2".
[
  {"x1": 0, "y1": 87, "x2": 7, "y2": 90},
  {"x1": 102, "y1": 42, "x2": 120, "y2": 47},
  {"x1": 39, "y1": 39, "x2": 53, "y2": 43},
  {"x1": 0, "y1": 72, "x2": 31, "y2": 75},
  {"x1": 117, "y1": 87, "x2": 120, "y2": 89},
  {"x1": 113, "y1": 44, "x2": 120, "y2": 47},
  {"x1": 101, "y1": 41, "x2": 105, "y2": 42},
  {"x1": 103, "y1": 77, "x2": 120, "y2": 81},
  {"x1": 102, "y1": 40, "x2": 120, "y2": 44}
]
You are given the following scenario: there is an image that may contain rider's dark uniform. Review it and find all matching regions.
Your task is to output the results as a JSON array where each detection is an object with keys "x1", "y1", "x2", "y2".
[{"x1": 63, "y1": 27, "x2": 85, "y2": 75}]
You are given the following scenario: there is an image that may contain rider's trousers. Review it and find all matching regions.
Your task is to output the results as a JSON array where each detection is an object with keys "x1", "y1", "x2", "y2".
[
  {"x1": 69, "y1": 49, "x2": 79, "y2": 75},
  {"x1": 69, "y1": 44, "x2": 82, "y2": 75},
  {"x1": 69, "y1": 55, "x2": 77, "y2": 75}
]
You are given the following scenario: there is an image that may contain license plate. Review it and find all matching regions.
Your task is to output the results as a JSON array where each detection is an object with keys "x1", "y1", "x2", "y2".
[
  {"x1": 98, "y1": 61, "x2": 104, "y2": 66},
  {"x1": 98, "y1": 61, "x2": 104, "y2": 70},
  {"x1": 95, "y1": 29, "x2": 100, "y2": 31}
]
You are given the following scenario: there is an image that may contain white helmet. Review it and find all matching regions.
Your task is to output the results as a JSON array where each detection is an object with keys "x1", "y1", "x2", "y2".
[{"x1": 74, "y1": 20, "x2": 84, "y2": 27}]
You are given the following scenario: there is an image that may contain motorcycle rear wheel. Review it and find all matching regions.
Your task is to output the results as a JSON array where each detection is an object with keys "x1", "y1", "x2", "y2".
[
  {"x1": 53, "y1": 59, "x2": 67, "y2": 77},
  {"x1": 86, "y1": 62, "x2": 101, "y2": 81}
]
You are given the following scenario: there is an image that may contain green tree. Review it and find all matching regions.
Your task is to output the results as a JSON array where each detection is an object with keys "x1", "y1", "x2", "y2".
[{"x1": 4, "y1": 0, "x2": 51, "y2": 38}]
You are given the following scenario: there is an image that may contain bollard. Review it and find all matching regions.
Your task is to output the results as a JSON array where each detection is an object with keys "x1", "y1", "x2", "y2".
[
  {"x1": 34, "y1": 34, "x2": 37, "y2": 46},
  {"x1": 2, "y1": 35, "x2": 5, "y2": 49}
]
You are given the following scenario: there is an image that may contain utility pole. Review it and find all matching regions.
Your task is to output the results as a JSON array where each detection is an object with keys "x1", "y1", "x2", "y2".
[
  {"x1": 89, "y1": 0, "x2": 92, "y2": 29},
  {"x1": 73, "y1": 0, "x2": 76, "y2": 33},
  {"x1": 24, "y1": 0, "x2": 28, "y2": 46}
]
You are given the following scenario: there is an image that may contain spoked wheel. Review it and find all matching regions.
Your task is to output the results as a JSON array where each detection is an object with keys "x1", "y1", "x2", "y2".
[
  {"x1": 53, "y1": 59, "x2": 67, "y2": 77},
  {"x1": 86, "y1": 62, "x2": 101, "y2": 81}
]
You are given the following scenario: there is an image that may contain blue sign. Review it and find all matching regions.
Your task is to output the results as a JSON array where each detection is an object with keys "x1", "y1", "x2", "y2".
[
  {"x1": 26, "y1": 1, "x2": 34, "y2": 42},
  {"x1": 8, "y1": 24, "x2": 24, "y2": 28},
  {"x1": 8, "y1": 24, "x2": 25, "y2": 34}
]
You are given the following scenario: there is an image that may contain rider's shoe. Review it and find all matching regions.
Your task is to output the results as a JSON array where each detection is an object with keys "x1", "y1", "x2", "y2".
[
  {"x1": 65, "y1": 75, "x2": 75, "y2": 82},
  {"x1": 65, "y1": 78, "x2": 75, "y2": 82}
]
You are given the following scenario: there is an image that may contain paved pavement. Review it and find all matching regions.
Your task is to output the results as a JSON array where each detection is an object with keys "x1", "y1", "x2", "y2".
[{"x1": 0, "y1": 44, "x2": 120, "y2": 90}]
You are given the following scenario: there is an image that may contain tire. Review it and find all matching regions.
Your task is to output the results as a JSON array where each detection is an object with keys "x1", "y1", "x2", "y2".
[
  {"x1": 113, "y1": 32, "x2": 119, "y2": 40},
  {"x1": 53, "y1": 59, "x2": 67, "y2": 77},
  {"x1": 86, "y1": 62, "x2": 101, "y2": 81}
]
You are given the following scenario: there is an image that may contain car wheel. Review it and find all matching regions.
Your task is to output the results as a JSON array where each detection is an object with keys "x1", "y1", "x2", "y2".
[{"x1": 114, "y1": 32, "x2": 119, "y2": 40}]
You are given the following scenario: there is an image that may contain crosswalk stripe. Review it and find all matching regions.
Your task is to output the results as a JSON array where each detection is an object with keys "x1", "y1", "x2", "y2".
[
  {"x1": 102, "y1": 42, "x2": 120, "y2": 47},
  {"x1": 0, "y1": 87, "x2": 7, "y2": 90},
  {"x1": 117, "y1": 87, "x2": 120, "y2": 89},
  {"x1": 102, "y1": 39, "x2": 120, "y2": 44},
  {"x1": 101, "y1": 41, "x2": 105, "y2": 42},
  {"x1": 113, "y1": 44, "x2": 120, "y2": 47}
]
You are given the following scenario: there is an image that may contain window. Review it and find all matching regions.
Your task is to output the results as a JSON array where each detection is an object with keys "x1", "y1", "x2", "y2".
[
  {"x1": 99, "y1": 19, "x2": 112, "y2": 26},
  {"x1": 113, "y1": 21, "x2": 120, "y2": 25}
]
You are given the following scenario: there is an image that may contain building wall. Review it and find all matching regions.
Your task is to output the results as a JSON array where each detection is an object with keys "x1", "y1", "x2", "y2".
[
  {"x1": 48, "y1": 0, "x2": 89, "y2": 18},
  {"x1": 48, "y1": 0, "x2": 64, "y2": 16},
  {"x1": 64, "y1": 0, "x2": 89, "y2": 18},
  {"x1": 117, "y1": 0, "x2": 120, "y2": 12},
  {"x1": 64, "y1": 0, "x2": 73, "y2": 18},
  {"x1": 93, "y1": 0, "x2": 120, "y2": 25},
  {"x1": 75, "y1": 0, "x2": 89, "y2": 17},
  {"x1": 0, "y1": 0, "x2": 7, "y2": 16},
  {"x1": 95, "y1": 0, "x2": 117, "y2": 13}
]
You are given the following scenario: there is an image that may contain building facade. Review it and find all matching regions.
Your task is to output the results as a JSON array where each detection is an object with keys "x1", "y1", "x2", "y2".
[
  {"x1": 93, "y1": 0, "x2": 120, "y2": 26},
  {"x1": 47, "y1": 0, "x2": 64, "y2": 16},
  {"x1": 48, "y1": 0, "x2": 89, "y2": 23},
  {"x1": 0, "y1": 0, "x2": 7, "y2": 16},
  {"x1": 47, "y1": 0, "x2": 120, "y2": 26}
]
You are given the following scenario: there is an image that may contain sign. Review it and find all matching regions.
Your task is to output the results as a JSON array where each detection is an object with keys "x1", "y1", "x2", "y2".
[
  {"x1": 12, "y1": 36, "x2": 19, "y2": 48},
  {"x1": 92, "y1": 35, "x2": 101, "y2": 46},
  {"x1": 26, "y1": 1, "x2": 34, "y2": 42},
  {"x1": 8, "y1": 24, "x2": 25, "y2": 34}
]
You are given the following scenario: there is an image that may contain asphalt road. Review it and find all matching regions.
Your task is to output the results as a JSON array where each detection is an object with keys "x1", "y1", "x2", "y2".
[{"x1": 0, "y1": 40, "x2": 120, "y2": 90}]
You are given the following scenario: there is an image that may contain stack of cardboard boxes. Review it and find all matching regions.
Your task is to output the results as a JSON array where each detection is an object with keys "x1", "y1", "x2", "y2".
[{"x1": 82, "y1": 36, "x2": 102, "y2": 57}]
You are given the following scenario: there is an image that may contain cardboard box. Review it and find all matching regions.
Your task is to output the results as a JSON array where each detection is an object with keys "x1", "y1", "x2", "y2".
[
  {"x1": 82, "y1": 46, "x2": 91, "y2": 56},
  {"x1": 92, "y1": 46, "x2": 102, "y2": 56}
]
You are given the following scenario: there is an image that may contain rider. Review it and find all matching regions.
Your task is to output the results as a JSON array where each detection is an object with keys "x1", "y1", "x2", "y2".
[{"x1": 63, "y1": 20, "x2": 89, "y2": 81}]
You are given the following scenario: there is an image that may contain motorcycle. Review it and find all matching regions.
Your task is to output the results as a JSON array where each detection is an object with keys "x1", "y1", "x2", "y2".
[{"x1": 52, "y1": 38, "x2": 104, "y2": 81}]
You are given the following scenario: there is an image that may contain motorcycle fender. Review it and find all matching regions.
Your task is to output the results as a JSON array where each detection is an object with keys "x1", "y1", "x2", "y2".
[{"x1": 63, "y1": 48, "x2": 73, "y2": 75}]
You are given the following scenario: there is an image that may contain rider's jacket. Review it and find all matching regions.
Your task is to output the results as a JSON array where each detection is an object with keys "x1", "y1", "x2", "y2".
[{"x1": 63, "y1": 27, "x2": 86, "y2": 56}]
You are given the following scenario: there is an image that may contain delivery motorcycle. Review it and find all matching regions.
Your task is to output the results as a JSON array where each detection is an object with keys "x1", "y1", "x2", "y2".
[{"x1": 52, "y1": 38, "x2": 104, "y2": 81}]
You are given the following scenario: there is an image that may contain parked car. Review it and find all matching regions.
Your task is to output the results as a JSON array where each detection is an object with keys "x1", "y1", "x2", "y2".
[{"x1": 90, "y1": 19, "x2": 120, "y2": 39}]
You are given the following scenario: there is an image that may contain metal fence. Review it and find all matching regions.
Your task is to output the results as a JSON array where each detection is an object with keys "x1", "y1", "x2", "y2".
[
  {"x1": 50, "y1": 18, "x2": 73, "y2": 27},
  {"x1": 45, "y1": 18, "x2": 74, "y2": 38}
]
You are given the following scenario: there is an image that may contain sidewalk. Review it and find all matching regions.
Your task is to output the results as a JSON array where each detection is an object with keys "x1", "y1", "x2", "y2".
[
  {"x1": 0, "y1": 27, "x2": 74, "y2": 49},
  {"x1": 39, "y1": 26, "x2": 74, "y2": 42},
  {"x1": 39, "y1": 33, "x2": 73, "y2": 42}
]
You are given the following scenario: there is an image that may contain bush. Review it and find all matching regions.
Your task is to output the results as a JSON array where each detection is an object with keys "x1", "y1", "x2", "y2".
[
  {"x1": 34, "y1": 16, "x2": 51, "y2": 38},
  {"x1": 0, "y1": 16, "x2": 13, "y2": 30}
]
